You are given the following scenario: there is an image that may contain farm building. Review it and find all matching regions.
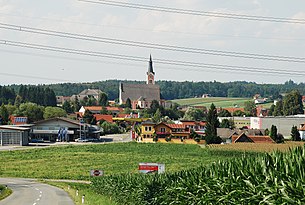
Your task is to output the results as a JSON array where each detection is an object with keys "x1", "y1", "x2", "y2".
[
  {"x1": 0, "y1": 125, "x2": 30, "y2": 146},
  {"x1": 251, "y1": 116, "x2": 305, "y2": 138}
]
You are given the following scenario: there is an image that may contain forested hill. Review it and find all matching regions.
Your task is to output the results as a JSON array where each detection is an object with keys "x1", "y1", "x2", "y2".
[{"x1": 7, "y1": 80, "x2": 305, "y2": 100}]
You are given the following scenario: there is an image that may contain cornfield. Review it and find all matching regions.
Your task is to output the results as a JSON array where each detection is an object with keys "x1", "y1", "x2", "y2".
[{"x1": 92, "y1": 145, "x2": 305, "y2": 204}]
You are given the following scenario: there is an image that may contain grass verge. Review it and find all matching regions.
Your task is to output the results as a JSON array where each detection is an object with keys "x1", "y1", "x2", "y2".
[
  {"x1": 0, "y1": 184, "x2": 12, "y2": 201},
  {"x1": 46, "y1": 181, "x2": 116, "y2": 205}
]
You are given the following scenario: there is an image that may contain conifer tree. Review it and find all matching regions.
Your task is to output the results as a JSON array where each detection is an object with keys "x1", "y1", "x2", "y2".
[{"x1": 205, "y1": 103, "x2": 222, "y2": 144}]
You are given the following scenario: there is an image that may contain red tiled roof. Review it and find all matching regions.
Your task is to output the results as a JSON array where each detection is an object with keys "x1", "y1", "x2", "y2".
[
  {"x1": 166, "y1": 124, "x2": 185, "y2": 129},
  {"x1": 181, "y1": 121, "x2": 196, "y2": 126},
  {"x1": 94, "y1": 114, "x2": 113, "y2": 123},
  {"x1": 106, "y1": 106, "x2": 123, "y2": 111},
  {"x1": 198, "y1": 121, "x2": 206, "y2": 126},
  {"x1": 249, "y1": 136, "x2": 274, "y2": 143},
  {"x1": 232, "y1": 134, "x2": 274, "y2": 143},
  {"x1": 222, "y1": 107, "x2": 245, "y2": 113},
  {"x1": 84, "y1": 106, "x2": 102, "y2": 111}
]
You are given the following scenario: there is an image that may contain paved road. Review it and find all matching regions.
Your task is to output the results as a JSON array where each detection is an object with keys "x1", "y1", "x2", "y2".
[{"x1": 0, "y1": 178, "x2": 74, "y2": 205}]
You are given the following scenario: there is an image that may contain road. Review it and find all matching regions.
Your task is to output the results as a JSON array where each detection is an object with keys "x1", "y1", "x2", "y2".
[{"x1": 0, "y1": 178, "x2": 74, "y2": 205}]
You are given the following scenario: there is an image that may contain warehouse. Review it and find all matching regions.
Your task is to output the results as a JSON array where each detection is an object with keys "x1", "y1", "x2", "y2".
[{"x1": 0, "y1": 126, "x2": 30, "y2": 146}]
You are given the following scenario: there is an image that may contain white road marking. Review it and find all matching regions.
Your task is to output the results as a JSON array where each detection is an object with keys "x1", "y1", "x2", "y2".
[
  {"x1": 35, "y1": 188, "x2": 39, "y2": 191},
  {"x1": 33, "y1": 203, "x2": 36, "y2": 205},
  {"x1": 40, "y1": 191, "x2": 42, "y2": 194}
]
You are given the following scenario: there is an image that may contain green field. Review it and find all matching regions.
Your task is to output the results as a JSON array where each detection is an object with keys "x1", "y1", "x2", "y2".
[
  {"x1": 0, "y1": 143, "x2": 249, "y2": 180},
  {"x1": 93, "y1": 145, "x2": 305, "y2": 205},
  {"x1": 172, "y1": 97, "x2": 251, "y2": 108}
]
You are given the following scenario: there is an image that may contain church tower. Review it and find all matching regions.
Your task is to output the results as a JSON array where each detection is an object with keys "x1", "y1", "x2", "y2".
[{"x1": 147, "y1": 55, "x2": 155, "y2": 85}]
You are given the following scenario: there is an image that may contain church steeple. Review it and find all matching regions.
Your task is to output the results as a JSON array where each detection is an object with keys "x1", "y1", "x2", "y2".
[{"x1": 147, "y1": 55, "x2": 155, "y2": 84}]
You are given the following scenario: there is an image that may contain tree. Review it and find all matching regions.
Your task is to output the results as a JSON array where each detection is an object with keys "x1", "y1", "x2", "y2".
[
  {"x1": 244, "y1": 101, "x2": 257, "y2": 117},
  {"x1": 62, "y1": 101, "x2": 73, "y2": 114},
  {"x1": 291, "y1": 125, "x2": 301, "y2": 141},
  {"x1": 270, "y1": 125, "x2": 277, "y2": 142},
  {"x1": 125, "y1": 98, "x2": 132, "y2": 109},
  {"x1": 152, "y1": 108, "x2": 162, "y2": 123},
  {"x1": 270, "y1": 125, "x2": 284, "y2": 143},
  {"x1": 14, "y1": 102, "x2": 44, "y2": 123},
  {"x1": 82, "y1": 109, "x2": 95, "y2": 125},
  {"x1": 14, "y1": 95, "x2": 22, "y2": 108},
  {"x1": 98, "y1": 92, "x2": 108, "y2": 106},
  {"x1": 0, "y1": 104, "x2": 9, "y2": 125},
  {"x1": 43, "y1": 107, "x2": 67, "y2": 119},
  {"x1": 190, "y1": 129, "x2": 201, "y2": 142},
  {"x1": 268, "y1": 104, "x2": 275, "y2": 116},
  {"x1": 218, "y1": 109, "x2": 232, "y2": 117},
  {"x1": 283, "y1": 90, "x2": 303, "y2": 116},
  {"x1": 220, "y1": 119, "x2": 235, "y2": 129},
  {"x1": 100, "y1": 121, "x2": 121, "y2": 134},
  {"x1": 205, "y1": 103, "x2": 222, "y2": 144},
  {"x1": 233, "y1": 110, "x2": 246, "y2": 117},
  {"x1": 72, "y1": 96, "x2": 81, "y2": 112},
  {"x1": 273, "y1": 101, "x2": 283, "y2": 116},
  {"x1": 183, "y1": 107, "x2": 206, "y2": 121}
]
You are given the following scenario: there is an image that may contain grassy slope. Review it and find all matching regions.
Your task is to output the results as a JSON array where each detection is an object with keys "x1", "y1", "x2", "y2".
[
  {"x1": 0, "y1": 185, "x2": 12, "y2": 201},
  {"x1": 0, "y1": 142, "x2": 242, "y2": 180},
  {"x1": 46, "y1": 182, "x2": 117, "y2": 205},
  {"x1": 172, "y1": 97, "x2": 251, "y2": 107}
]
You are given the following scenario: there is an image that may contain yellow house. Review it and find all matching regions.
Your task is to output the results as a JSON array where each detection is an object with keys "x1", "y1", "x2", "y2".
[{"x1": 141, "y1": 121, "x2": 156, "y2": 138}]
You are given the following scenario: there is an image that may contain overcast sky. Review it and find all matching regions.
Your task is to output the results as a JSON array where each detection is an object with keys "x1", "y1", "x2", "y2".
[{"x1": 0, "y1": 0, "x2": 304, "y2": 85}]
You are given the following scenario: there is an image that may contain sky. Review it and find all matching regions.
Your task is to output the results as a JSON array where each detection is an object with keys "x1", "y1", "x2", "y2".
[{"x1": 0, "y1": 0, "x2": 304, "y2": 85}]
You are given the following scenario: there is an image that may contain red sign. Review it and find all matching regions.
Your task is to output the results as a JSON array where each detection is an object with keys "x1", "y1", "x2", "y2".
[
  {"x1": 139, "y1": 163, "x2": 165, "y2": 174},
  {"x1": 90, "y1": 169, "x2": 103, "y2": 176}
]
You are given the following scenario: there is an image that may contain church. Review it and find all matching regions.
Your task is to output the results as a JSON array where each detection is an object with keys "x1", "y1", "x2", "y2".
[{"x1": 119, "y1": 55, "x2": 165, "y2": 109}]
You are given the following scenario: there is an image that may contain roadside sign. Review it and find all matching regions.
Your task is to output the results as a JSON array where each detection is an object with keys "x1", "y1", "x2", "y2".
[
  {"x1": 90, "y1": 169, "x2": 104, "y2": 176},
  {"x1": 139, "y1": 163, "x2": 165, "y2": 174}
]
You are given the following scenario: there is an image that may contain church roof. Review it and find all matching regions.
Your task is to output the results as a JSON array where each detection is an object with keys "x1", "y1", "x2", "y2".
[
  {"x1": 148, "y1": 55, "x2": 154, "y2": 74},
  {"x1": 120, "y1": 83, "x2": 161, "y2": 102}
]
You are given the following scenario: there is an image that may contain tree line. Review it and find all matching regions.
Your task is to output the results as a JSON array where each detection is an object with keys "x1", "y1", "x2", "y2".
[
  {"x1": 0, "y1": 85, "x2": 56, "y2": 107},
  {"x1": 8, "y1": 79, "x2": 305, "y2": 100}
]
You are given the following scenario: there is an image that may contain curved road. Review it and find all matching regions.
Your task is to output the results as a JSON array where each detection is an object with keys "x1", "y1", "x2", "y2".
[{"x1": 0, "y1": 178, "x2": 74, "y2": 205}]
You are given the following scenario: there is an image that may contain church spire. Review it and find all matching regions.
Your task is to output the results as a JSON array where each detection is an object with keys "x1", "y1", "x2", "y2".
[
  {"x1": 147, "y1": 55, "x2": 155, "y2": 84},
  {"x1": 148, "y1": 54, "x2": 155, "y2": 74}
]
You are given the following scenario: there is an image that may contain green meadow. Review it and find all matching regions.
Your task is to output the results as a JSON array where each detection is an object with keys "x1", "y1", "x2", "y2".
[
  {"x1": 0, "y1": 143, "x2": 249, "y2": 180},
  {"x1": 172, "y1": 97, "x2": 252, "y2": 108}
]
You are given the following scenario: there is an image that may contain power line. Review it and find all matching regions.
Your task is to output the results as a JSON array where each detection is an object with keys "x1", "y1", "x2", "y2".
[
  {"x1": 1, "y1": 22, "x2": 305, "y2": 63},
  {"x1": 0, "y1": 72, "x2": 69, "y2": 82},
  {"x1": 78, "y1": 0, "x2": 305, "y2": 24},
  {"x1": 0, "y1": 39, "x2": 304, "y2": 77},
  {"x1": 0, "y1": 12, "x2": 302, "y2": 41}
]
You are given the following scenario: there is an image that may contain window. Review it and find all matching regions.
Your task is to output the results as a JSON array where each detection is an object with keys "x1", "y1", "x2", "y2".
[
  {"x1": 160, "y1": 128, "x2": 166, "y2": 133},
  {"x1": 149, "y1": 127, "x2": 152, "y2": 131},
  {"x1": 145, "y1": 127, "x2": 148, "y2": 131}
]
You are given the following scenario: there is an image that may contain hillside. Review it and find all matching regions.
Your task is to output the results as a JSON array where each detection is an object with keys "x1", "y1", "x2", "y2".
[{"x1": 172, "y1": 97, "x2": 251, "y2": 108}]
